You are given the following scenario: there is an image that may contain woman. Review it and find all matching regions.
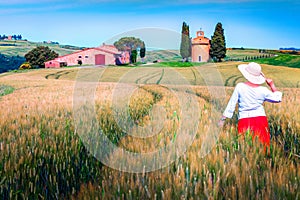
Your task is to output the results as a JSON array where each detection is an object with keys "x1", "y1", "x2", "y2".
[{"x1": 220, "y1": 62, "x2": 282, "y2": 147}]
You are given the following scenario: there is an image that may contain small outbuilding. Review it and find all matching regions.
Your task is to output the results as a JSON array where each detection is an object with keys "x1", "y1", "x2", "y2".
[{"x1": 44, "y1": 60, "x2": 67, "y2": 68}]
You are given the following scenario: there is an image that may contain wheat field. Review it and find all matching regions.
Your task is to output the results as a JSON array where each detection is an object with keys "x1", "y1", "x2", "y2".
[{"x1": 0, "y1": 63, "x2": 299, "y2": 199}]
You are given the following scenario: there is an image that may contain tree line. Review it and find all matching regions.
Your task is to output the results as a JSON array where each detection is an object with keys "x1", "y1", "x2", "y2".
[
  {"x1": 0, "y1": 46, "x2": 59, "y2": 71},
  {"x1": 114, "y1": 37, "x2": 146, "y2": 64},
  {"x1": 225, "y1": 54, "x2": 274, "y2": 62},
  {"x1": 0, "y1": 34, "x2": 23, "y2": 40},
  {"x1": 0, "y1": 54, "x2": 25, "y2": 73}
]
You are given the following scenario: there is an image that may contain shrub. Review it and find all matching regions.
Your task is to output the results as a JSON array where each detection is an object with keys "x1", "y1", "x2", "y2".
[
  {"x1": 19, "y1": 62, "x2": 32, "y2": 70},
  {"x1": 24, "y1": 46, "x2": 58, "y2": 68},
  {"x1": 0, "y1": 85, "x2": 14, "y2": 96}
]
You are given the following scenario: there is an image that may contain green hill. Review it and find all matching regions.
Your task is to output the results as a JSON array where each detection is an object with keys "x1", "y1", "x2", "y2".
[
  {"x1": 144, "y1": 49, "x2": 182, "y2": 62},
  {"x1": 0, "y1": 40, "x2": 81, "y2": 57},
  {"x1": 253, "y1": 54, "x2": 300, "y2": 68}
]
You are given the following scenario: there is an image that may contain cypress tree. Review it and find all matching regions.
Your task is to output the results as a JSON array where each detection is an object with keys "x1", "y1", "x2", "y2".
[
  {"x1": 180, "y1": 22, "x2": 191, "y2": 62},
  {"x1": 210, "y1": 22, "x2": 226, "y2": 62},
  {"x1": 130, "y1": 50, "x2": 137, "y2": 63},
  {"x1": 140, "y1": 42, "x2": 146, "y2": 63}
]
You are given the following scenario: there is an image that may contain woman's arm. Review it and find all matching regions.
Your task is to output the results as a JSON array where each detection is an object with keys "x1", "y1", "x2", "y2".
[
  {"x1": 219, "y1": 84, "x2": 240, "y2": 126},
  {"x1": 222, "y1": 85, "x2": 240, "y2": 118},
  {"x1": 264, "y1": 78, "x2": 282, "y2": 103}
]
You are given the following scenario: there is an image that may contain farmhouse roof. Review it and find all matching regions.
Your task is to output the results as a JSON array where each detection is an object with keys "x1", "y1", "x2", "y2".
[{"x1": 56, "y1": 46, "x2": 119, "y2": 60}]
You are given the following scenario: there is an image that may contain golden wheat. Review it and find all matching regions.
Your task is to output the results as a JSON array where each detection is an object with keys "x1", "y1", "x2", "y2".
[{"x1": 0, "y1": 69, "x2": 299, "y2": 199}]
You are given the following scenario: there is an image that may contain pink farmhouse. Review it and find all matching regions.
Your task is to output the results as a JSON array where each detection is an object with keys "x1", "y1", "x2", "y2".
[{"x1": 45, "y1": 44, "x2": 129, "y2": 68}]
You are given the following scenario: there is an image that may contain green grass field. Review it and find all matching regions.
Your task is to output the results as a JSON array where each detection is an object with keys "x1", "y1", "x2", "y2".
[{"x1": 254, "y1": 54, "x2": 300, "y2": 68}]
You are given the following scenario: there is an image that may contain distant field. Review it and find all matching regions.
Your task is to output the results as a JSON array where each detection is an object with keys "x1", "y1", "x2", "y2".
[{"x1": 226, "y1": 49, "x2": 268, "y2": 59}]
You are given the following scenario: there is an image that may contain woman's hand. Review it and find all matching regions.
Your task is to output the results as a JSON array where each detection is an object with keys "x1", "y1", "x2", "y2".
[
  {"x1": 218, "y1": 120, "x2": 225, "y2": 127},
  {"x1": 265, "y1": 78, "x2": 278, "y2": 92},
  {"x1": 265, "y1": 78, "x2": 274, "y2": 86},
  {"x1": 218, "y1": 116, "x2": 226, "y2": 127}
]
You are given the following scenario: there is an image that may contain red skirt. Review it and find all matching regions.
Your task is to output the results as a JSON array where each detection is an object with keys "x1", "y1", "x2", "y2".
[{"x1": 238, "y1": 116, "x2": 270, "y2": 146}]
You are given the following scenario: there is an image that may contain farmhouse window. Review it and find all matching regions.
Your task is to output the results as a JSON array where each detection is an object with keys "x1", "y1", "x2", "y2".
[
  {"x1": 85, "y1": 55, "x2": 89, "y2": 58},
  {"x1": 78, "y1": 55, "x2": 82, "y2": 58}
]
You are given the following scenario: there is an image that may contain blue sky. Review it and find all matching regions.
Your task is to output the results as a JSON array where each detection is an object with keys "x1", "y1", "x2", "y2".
[{"x1": 1, "y1": 0, "x2": 299, "y2": 49}]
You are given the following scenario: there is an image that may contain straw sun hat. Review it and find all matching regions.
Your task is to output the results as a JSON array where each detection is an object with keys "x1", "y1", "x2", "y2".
[{"x1": 238, "y1": 62, "x2": 266, "y2": 84}]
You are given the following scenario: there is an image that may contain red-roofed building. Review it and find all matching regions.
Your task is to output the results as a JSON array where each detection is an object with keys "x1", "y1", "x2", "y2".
[{"x1": 45, "y1": 44, "x2": 129, "y2": 68}]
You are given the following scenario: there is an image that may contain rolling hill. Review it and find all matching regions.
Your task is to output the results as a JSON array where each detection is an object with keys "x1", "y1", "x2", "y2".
[{"x1": 0, "y1": 40, "x2": 82, "y2": 57}]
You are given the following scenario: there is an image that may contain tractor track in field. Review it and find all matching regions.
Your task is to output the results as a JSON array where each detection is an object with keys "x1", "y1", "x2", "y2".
[
  {"x1": 225, "y1": 74, "x2": 243, "y2": 86},
  {"x1": 232, "y1": 76, "x2": 243, "y2": 86},
  {"x1": 135, "y1": 71, "x2": 161, "y2": 84},
  {"x1": 135, "y1": 69, "x2": 164, "y2": 84},
  {"x1": 45, "y1": 70, "x2": 75, "y2": 80},
  {"x1": 190, "y1": 68, "x2": 198, "y2": 85},
  {"x1": 224, "y1": 75, "x2": 237, "y2": 86}
]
